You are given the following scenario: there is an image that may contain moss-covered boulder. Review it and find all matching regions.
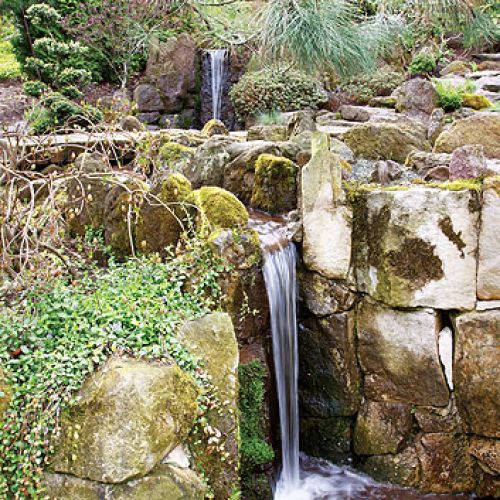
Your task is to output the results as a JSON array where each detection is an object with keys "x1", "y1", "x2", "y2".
[
  {"x1": 191, "y1": 186, "x2": 249, "y2": 230},
  {"x1": 353, "y1": 401, "x2": 412, "y2": 455},
  {"x1": 104, "y1": 177, "x2": 149, "y2": 260},
  {"x1": 50, "y1": 357, "x2": 199, "y2": 484},
  {"x1": 66, "y1": 153, "x2": 113, "y2": 237},
  {"x1": 462, "y1": 93, "x2": 492, "y2": 110},
  {"x1": 453, "y1": 310, "x2": 500, "y2": 438},
  {"x1": 201, "y1": 118, "x2": 228, "y2": 137},
  {"x1": 357, "y1": 299, "x2": 449, "y2": 406},
  {"x1": 177, "y1": 313, "x2": 239, "y2": 499},
  {"x1": 136, "y1": 173, "x2": 193, "y2": 255},
  {"x1": 342, "y1": 121, "x2": 430, "y2": 162},
  {"x1": 223, "y1": 142, "x2": 281, "y2": 204},
  {"x1": 0, "y1": 368, "x2": 12, "y2": 418},
  {"x1": 434, "y1": 113, "x2": 500, "y2": 158},
  {"x1": 157, "y1": 142, "x2": 195, "y2": 174},
  {"x1": 250, "y1": 154, "x2": 298, "y2": 214},
  {"x1": 352, "y1": 187, "x2": 479, "y2": 309}
]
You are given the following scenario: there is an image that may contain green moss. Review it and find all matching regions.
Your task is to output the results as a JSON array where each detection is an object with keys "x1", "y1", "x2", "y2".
[
  {"x1": 250, "y1": 154, "x2": 297, "y2": 214},
  {"x1": 239, "y1": 361, "x2": 273, "y2": 498},
  {"x1": 159, "y1": 142, "x2": 195, "y2": 166},
  {"x1": 462, "y1": 93, "x2": 492, "y2": 110},
  {"x1": 201, "y1": 119, "x2": 228, "y2": 136},
  {"x1": 191, "y1": 187, "x2": 249, "y2": 229}
]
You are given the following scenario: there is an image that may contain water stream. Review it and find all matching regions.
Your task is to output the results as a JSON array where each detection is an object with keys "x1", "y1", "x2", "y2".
[
  {"x1": 207, "y1": 49, "x2": 228, "y2": 121},
  {"x1": 256, "y1": 215, "x2": 470, "y2": 500}
]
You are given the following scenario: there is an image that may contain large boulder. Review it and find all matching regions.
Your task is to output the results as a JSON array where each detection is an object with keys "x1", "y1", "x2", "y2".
[
  {"x1": 44, "y1": 465, "x2": 206, "y2": 500},
  {"x1": 434, "y1": 113, "x2": 500, "y2": 158},
  {"x1": 395, "y1": 78, "x2": 439, "y2": 123},
  {"x1": 299, "y1": 312, "x2": 361, "y2": 417},
  {"x1": 50, "y1": 358, "x2": 199, "y2": 483},
  {"x1": 449, "y1": 144, "x2": 488, "y2": 180},
  {"x1": 134, "y1": 84, "x2": 164, "y2": 113},
  {"x1": 453, "y1": 310, "x2": 500, "y2": 438},
  {"x1": 353, "y1": 401, "x2": 413, "y2": 455},
  {"x1": 176, "y1": 313, "x2": 239, "y2": 499},
  {"x1": 357, "y1": 299, "x2": 449, "y2": 406},
  {"x1": 301, "y1": 132, "x2": 352, "y2": 279},
  {"x1": 136, "y1": 173, "x2": 193, "y2": 255},
  {"x1": 250, "y1": 154, "x2": 298, "y2": 214},
  {"x1": 144, "y1": 35, "x2": 198, "y2": 113},
  {"x1": 352, "y1": 187, "x2": 479, "y2": 310},
  {"x1": 477, "y1": 177, "x2": 500, "y2": 300},
  {"x1": 342, "y1": 121, "x2": 430, "y2": 162},
  {"x1": 183, "y1": 137, "x2": 233, "y2": 188}
]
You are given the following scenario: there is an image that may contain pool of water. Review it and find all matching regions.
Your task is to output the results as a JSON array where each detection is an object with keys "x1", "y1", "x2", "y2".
[{"x1": 274, "y1": 455, "x2": 471, "y2": 500}]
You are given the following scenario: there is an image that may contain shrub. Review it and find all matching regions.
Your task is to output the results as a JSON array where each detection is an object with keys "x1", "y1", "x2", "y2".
[
  {"x1": 230, "y1": 67, "x2": 326, "y2": 120},
  {"x1": 26, "y1": 92, "x2": 103, "y2": 134},
  {"x1": 409, "y1": 51, "x2": 437, "y2": 76},
  {"x1": 23, "y1": 80, "x2": 48, "y2": 97},
  {"x1": 433, "y1": 79, "x2": 476, "y2": 112},
  {"x1": 341, "y1": 67, "x2": 405, "y2": 104}
]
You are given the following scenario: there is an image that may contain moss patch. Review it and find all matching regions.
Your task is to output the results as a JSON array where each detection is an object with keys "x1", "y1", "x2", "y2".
[
  {"x1": 462, "y1": 93, "x2": 492, "y2": 110},
  {"x1": 439, "y1": 216, "x2": 466, "y2": 256}
]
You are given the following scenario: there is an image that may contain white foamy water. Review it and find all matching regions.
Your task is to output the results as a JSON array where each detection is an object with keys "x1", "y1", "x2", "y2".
[{"x1": 207, "y1": 49, "x2": 227, "y2": 120}]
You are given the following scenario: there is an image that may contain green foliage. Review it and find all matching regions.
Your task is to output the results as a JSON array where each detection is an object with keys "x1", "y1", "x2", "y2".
[
  {"x1": 433, "y1": 78, "x2": 476, "y2": 112},
  {"x1": 26, "y1": 92, "x2": 103, "y2": 134},
  {"x1": 256, "y1": 109, "x2": 284, "y2": 126},
  {"x1": 409, "y1": 51, "x2": 437, "y2": 75},
  {"x1": 0, "y1": 17, "x2": 22, "y2": 80},
  {"x1": 258, "y1": 0, "x2": 403, "y2": 78},
  {"x1": 0, "y1": 240, "x2": 227, "y2": 498},
  {"x1": 239, "y1": 361, "x2": 274, "y2": 469},
  {"x1": 22, "y1": 80, "x2": 48, "y2": 97},
  {"x1": 341, "y1": 67, "x2": 405, "y2": 104},
  {"x1": 230, "y1": 67, "x2": 326, "y2": 120}
]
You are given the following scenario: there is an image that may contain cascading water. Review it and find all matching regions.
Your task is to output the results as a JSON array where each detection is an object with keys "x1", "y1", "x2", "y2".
[
  {"x1": 263, "y1": 244, "x2": 300, "y2": 496},
  {"x1": 207, "y1": 49, "x2": 227, "y2": 120}
]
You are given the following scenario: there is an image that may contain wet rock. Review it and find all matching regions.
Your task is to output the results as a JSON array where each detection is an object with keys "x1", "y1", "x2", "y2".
[
  {"x1": 300, "y1": 417, "x2": 352, "y2": 463},
  {"x1": 302, "y1": 133, "x2": 352, "y2": 280},
  {"x1": 184, "y1": 137, "x2": 233, "y2": 188},
  {"x1": 298, "y1": 269, "x2": 356, "y2": 316},
  {"x1": 434, "y1": 113, "x2": 500, "y2": 158},
  {"x1": 353, "y1": 187, "x2": 479, "y2": 310},
  {"x1": 353, "y1": 401, "x2": 413, "y2": 455},
  {"x1": 417, "y1": 433, "x2": 475, "y2": 494},
  {"x1": 250, "y1": 154, "x2": 298, "y2": 214},
  {"x1": 208, "y1": 228, "x2": 261, "y2": 270},
  {"x1": 360, "y1": 446, "x2": 420, "y2": 487},
  {"x1": 357, "y1": 299, "x2": 449, "y2": 406},
  {"x1": 247, "y1": 125, "x2": 288, "y2": 142},
  {"x1": 453, "y1": 310, "x2": 500, "y2": 438},
  {"x1": 50, "y1": 358, "x2": 199, "y2": 483},
  {"x1": 136, "y1": 173, "x2": 192, "y2": 255},
  {"x1": 144, "y1": 34, "x2": 198, "y2": 113},
  {"x1": 477, "y1": 177, "x2": 500, "y2": 300},
  {"x1": 415, "y1": 398, "x2": 464, "y2": 433},
  {"x1": 449, "y1": 144, "x2": 488, "y2": 180},
  {"x1": 134, "y1": 84, "x2": 164, "y2": 113},
  {"x1": 469, "y1": 438, "x2": 500, "y2": 476},
  {"x1": 342, "y1": 121, "x2": 430, "y2": 162},
  {"x1": 177, "y1": 313, "x2": 239, "y2": 499},
  {"x1": 396, "y1": 78, "x2": 438, "y2": 124},
  {"x1": 299, "y1": 312, "x2": 361, "y2": 417}
]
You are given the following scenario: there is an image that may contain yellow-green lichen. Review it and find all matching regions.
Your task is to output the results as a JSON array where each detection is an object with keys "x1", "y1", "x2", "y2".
[
  {"x1": 191, "y1": 186, "x2": 249, "y2": 229},
  {"x1": 201, "y1": 119, "x2": 228, "y2": 137},
  {"x1": 462, "y1": 93, "x2": 492, "y2": 110},
  {"x1": 159, "y1": 142, "x2": 195, "y2": 166}
]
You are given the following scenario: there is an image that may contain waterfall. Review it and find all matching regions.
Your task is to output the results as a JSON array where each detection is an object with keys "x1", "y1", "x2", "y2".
[
  {"x1": 263, "y1": 244, "x2": 300, "y2": 496},
  {"x1": 207, "y1": 49, "x2": 227, "y2": 121}
]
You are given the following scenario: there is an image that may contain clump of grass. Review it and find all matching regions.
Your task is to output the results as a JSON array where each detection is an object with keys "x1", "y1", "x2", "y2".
[{"x1": 433, "y1": 78, "x2": 476, "y2": 112}]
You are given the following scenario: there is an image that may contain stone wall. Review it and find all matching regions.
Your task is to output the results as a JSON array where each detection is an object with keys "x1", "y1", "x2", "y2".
[{"x1": 298, "y1": 161, "x2": 500, "y2": 496}]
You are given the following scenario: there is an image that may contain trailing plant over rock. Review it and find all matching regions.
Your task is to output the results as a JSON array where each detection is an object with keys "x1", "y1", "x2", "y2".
[{"x1": 230, "y1": 67, "x2": 327, "y2": 120}]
